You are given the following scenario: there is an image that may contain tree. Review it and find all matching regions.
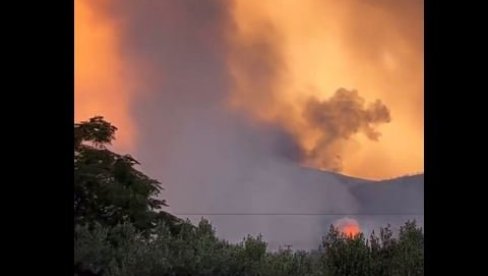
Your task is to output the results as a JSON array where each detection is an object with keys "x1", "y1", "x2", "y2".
[
  {"x1": 322, "y1": 225, "x2": 372, "y2": 276},
  {"x1": 74, "y1": 116, "x2": 168, "y2": 231},
  {"x1": 392, "y1": 221, "x2": 424, "y2": 276},
  {"x1": 75, "y1": 217, "x2": 424, "y2": 276},
  {"x1": 369, "y1": 224, "x2": 397, "y2": 276}
]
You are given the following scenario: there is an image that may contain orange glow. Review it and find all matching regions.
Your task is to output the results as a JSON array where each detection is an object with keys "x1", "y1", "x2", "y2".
[
  {"x1": 227, "y1": 0, "x2": 423, "y2": 179},
  {"x1": 335, "y1": 217, "x2": 361, "y2": 237},
  {"x1": 75, "y1": 0, "x2": 135, "y2": 152},
  {"x1": 341, "y1": 224, "x2": 361, "y2": 237}
]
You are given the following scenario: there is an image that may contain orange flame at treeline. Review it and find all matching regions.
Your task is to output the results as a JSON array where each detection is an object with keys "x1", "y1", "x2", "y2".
[{"x1": 335, "y1": 217, "x2": 361, "y2": 237}]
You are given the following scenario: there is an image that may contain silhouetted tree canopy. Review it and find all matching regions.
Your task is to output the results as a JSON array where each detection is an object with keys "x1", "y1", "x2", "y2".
[{"x1": 74, "y1": 116, "x2": 173, "y2": 231}]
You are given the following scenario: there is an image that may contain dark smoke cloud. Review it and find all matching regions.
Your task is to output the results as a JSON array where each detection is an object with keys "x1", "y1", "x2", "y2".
[{"x1": 303, "y1": 88, "x2": 391, "y2": 171}]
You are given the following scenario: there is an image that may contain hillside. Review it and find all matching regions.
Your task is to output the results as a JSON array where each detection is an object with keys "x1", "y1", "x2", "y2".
[{"x1": 174, "y1": 166, "x2": 424, "y2": 250}]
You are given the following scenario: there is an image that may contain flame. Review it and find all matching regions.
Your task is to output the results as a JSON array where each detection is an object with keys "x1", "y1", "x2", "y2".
[
  {"x1": 75, "y1": 0, "x2": 136, "y2": 152},
  {"x1": 335, "y1": 217, "x2": 361, "y2": 237},
  {"x1": 226, "y1": 0, "x2": 423, "y2": 179},
  {"x1": 341, "y1": 224, "x2": 361, "y2": 237}
]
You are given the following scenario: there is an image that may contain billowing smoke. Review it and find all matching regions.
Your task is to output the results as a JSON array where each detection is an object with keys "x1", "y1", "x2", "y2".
[
  {"x1": 227, "y1": 0, "x2": 423, "y2": 179},
  {"x1": 75, "y1": 0, "x2": 423, "y2": 250},
  {"x1": 303, "y1": 89, "x2": 391, "y2": 171}
]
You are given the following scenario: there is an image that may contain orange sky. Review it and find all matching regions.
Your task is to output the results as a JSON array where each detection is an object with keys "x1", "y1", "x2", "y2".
[
  {"x1": 75, "y1": 0, "x2": 136, "y2": 152},
  {"x1": 227, "y1": 0, "x2": 423, "y2": 179},
  {"x1": 75, "y1": 0, "x2": 423, "y2": 180}
]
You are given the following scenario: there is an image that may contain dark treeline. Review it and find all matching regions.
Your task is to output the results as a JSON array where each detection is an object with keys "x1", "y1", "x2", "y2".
[{"x1": 74, "y1": 117, "x2": 424, "y2": 276}]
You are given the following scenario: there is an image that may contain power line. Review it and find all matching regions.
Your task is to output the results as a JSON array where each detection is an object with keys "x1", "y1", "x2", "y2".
[{"x1": 172, "y1": 213, "x2": 424, "y2": 216}]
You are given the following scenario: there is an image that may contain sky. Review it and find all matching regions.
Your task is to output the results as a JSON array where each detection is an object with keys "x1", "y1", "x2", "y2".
[{"x1": 75, "y1": 0, "x2": 423, "y2": 248}]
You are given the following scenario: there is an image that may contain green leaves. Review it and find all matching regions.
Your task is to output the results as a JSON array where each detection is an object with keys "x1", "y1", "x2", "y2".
[
  {"x1": 393, "y1": 221, "x2": 424, "y2": 276},
  {"x1": 322, "y1": 226, "x2": 371, "y2": 276},
  {"x1": 74, "y1": 117, "x2": 168, "y2": 231},
  {"x1": 75, "y1": 219, "x2": 424, "y2": 276},
  {"x1": 321, "y1": 221, "x2": 424, "y2": 276},
  {"x1": 75, "y1": 116, "x2": 117, "y2": 149}
]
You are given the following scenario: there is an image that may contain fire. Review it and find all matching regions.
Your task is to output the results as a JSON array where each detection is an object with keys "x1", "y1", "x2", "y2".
[
  {"x1": 226, "y1": 0, "x2": 423, "y2": 179},
  {"x1": 335, "y1": 217, "x2": 361, "y2": 237},
  {"x1": 341, "y1": 224, "x2": 361, "y2": 237},
  {"x1": 75, "y1": 0, "x2": 136, "y2": 152}
]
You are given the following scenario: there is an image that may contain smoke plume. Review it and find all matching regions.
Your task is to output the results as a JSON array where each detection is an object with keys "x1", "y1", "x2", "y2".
[
  {"x1": 227, "y1": 0, "x2": 423, "y2": 179},
  {"x1": 303, "y1": 88, "x2": 391, "y2": 171}
]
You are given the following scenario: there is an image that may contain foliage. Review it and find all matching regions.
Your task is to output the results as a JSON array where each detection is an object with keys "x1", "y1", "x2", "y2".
[
  {"x1": 75, "y1": 219, "x2": 424, "y2": 276},
  {"x1": 74, "y1": 116, "x2": 170, "y2": 231},
  {"x1": 74, "y1": 117, "x2": 424, "y2": 275}
]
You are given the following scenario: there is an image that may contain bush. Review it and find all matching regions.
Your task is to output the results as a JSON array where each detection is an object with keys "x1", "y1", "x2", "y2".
[{"x1": 75, "y1": 219, "x2": 423, "y2": 276}]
